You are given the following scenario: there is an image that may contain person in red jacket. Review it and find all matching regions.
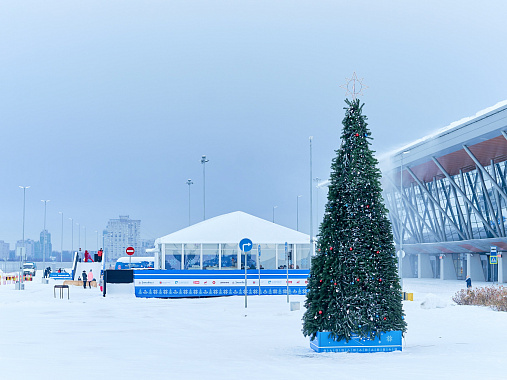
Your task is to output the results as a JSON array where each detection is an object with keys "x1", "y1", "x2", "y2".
[
  {"x1": 97, "y1": 248, "x2": 103, "y2": 263},
  {"x1": 84, "y1": 250, "x2": 94, "y2": 262}
]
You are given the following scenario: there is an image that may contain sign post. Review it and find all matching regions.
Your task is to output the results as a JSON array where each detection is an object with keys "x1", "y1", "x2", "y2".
[
  {"x1": 490, "y1": 246, "x2": 498, "y2": 265},
  {"x1": 285, "y1": 242, "x2": 289, "y2": 303},
  {"x1": 126, "y1": 246, "x2": 135, "y2": 269},
  {"x1": 257, "y1": 244, "x2": 262, "y2": 295},
  {"x1": 239, "y1": 238, "x2": 253, "y2": 308}
]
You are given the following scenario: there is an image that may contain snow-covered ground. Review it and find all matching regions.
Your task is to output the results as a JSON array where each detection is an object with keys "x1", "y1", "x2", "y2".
[{"x1": 1, "y1": 275, "x2": 505, "y2": 380}]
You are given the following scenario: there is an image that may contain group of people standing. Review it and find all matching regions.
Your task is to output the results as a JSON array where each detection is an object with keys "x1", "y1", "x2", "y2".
[
  {"x1": 81, "y1": 248, "x2": 103, "y2": 263},
  {"x1": 81, "y1": 269, "x2": 94, "y2": 288}
]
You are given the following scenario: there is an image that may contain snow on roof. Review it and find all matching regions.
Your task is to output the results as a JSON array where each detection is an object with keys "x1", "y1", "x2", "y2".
[
  {"x1": 379, "y1": 99, "x2": 507, "y2": 161},
  {"x1": 155, "y1": 211, "x2": 310, "y2": 245}
]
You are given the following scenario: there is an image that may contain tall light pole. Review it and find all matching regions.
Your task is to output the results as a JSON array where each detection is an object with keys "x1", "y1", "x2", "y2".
[
  {"x1": 83, "y1": 226, "x2": 86, "y2": 250},
  {"x1": 95, "y1": 230, "x2": 98, "y2": 251},
  {"x1": 201, "y1": 155, "x2": 209, "y2": 220},
  {"x1": 314, "y1": 177, "x2": 321, "y2": 230},
  {"x1": 69, "y1": 218, "x2": 74, "y2": 256},
  {"x1": 399, "y1": 150, "x2": 410, "y2": 290},
  {"x1": 18, "y1": 186, "x2": 30, "y2": 289},
  {"x1": 186, "y1": 179, "x2": 193, "y2": 226},
  {"x1": 272, "y1": 206, "x2": 278, "y2": 223},
  {"x1": 41, "y1": 200, "x2": 50, "y2": 280},
  {"x1": 309, "y1": 136, "x2": 314, "y2": 255},
  {"x1": 59, "y1": 211, "x2": 64, "y2": 267},
  {"x1": 297, "y1": 195, "x2": 302, "y2": 231}
]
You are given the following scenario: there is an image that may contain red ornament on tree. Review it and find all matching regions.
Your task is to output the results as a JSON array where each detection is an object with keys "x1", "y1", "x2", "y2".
[
  {"x1": 329, "y1": 247, "x2": 333, "y2": 251},
  {"x1": 355, "y1": 133, "x2": 359, "y2": 137},
  {"x1": 349, "y1": 247, "x2": 353, "y2": 251},
  {"x1": 383, "y1": 317, "x2": 387, "y2": 320},
  {"x1": 319, "y1": 310, "x2": 323, "y2": 314}
]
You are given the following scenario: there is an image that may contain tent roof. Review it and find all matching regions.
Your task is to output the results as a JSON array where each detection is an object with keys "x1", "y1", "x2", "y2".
[{"x1": 155, "y1": 211, "x2": 310, "y2": 245}]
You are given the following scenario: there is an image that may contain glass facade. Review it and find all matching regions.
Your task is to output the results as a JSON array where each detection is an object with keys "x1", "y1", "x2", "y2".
[{"x1": 161, "y1": 243, "x2": 312, "y2": 270}]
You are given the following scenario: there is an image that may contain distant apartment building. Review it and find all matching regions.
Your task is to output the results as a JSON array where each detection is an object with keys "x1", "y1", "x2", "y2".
[
  {"x1": 34, "y1": 230, "x2": 52, "y2": 261},
  {"x1": 104, "y1": 215, "x2": 141, "y2": 261},
  {"x1": 140, "y1": 238, "x2": 155, "y2": 256},
  {"x1": 0, "y1": 240, "x2": 10, "y2": 260},
  {"x1": 15, "y1": 239, "x2": 36, "y2": 260}
]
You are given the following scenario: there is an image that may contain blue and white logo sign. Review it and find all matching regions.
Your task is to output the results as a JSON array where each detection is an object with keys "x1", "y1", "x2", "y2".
[
  {"x1": 257, "y1": 244, "x2": 261, "y2": 256},
  {"x1": 239, "y1": 238, "x2": 253, "y2": 252}
]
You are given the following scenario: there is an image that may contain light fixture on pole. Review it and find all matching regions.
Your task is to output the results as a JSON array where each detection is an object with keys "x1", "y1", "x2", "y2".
[
  {"x1": 18, "y1": 186, "x2": 30, "y2": 289},
  {"x1": 186, "y1": 179, "x2": 193, "y2": 226},
  {"x1": 399, "y1": 150, "x2": 410, "y2": 289},
  {"x1": 297, "y1": 195, "x2": 302, "y2": 231},
  {"x1": 201, "y1": 155, "x2": 209, "y2": 220},
  {"x1": 272, "y1": 206, "x2": 278, "y2": 223},
  {"x1": 41, "y1": 200, "x2": 50, "y2": 281},
  {"x1": 59, "y1": 212, "x2": 64, "y2": 267}
]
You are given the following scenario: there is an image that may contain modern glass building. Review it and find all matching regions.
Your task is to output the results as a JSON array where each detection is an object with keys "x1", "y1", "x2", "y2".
[
  {"x1": 154, "y1": 211, "x2": 312, "y2": 271},
  {"x1": 380, "y1": 101, "x2": 507, "y2": 283}
]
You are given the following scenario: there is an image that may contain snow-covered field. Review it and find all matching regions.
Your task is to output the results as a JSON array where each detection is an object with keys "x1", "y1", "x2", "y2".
[{"x1": 1, "y1": 275, "x2": 505, "y2": 380}]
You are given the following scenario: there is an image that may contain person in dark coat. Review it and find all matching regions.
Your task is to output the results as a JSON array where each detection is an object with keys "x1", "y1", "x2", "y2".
[
  {"x1": 82, "y1": 270, "x2": 88, "y2": 289},
  {"x1": 466, "y1": 275, "x2": 472, "y2": 289}
]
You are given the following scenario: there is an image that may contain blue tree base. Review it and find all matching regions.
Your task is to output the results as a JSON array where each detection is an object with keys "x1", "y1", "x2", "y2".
[{"x1": 310, "y1": 331, "x2": 402, "y2": 353}]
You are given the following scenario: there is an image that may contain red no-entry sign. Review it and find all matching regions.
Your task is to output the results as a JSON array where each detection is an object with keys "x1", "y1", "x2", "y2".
[{"x1": 126, "y1": 247, "x2": 135, "y2": 256}]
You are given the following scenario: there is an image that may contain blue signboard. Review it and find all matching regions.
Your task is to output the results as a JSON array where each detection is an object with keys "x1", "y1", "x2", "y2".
[
  {"x1": 133, "y1": 269, "x2": 310, "y2": 298},
  {"x1": 239, "y1": 238, "x2": 253, "y2": 252}
]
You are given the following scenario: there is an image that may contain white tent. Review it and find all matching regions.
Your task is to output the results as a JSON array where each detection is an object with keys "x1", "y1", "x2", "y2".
[
  {"x1": 156, "y1": 211, "x2": 310, "y2": 245},
  {"x1": 155, "y1": 211, "x2": 312, "y2": 270}
]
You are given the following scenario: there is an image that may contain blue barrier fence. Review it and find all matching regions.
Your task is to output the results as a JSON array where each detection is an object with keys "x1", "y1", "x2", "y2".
[{"x1": 134, "y1": 269, "x2": 310, "y2": 298}]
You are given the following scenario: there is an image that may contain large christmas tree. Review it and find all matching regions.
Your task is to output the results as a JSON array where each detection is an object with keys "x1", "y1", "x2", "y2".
[{"x1": 303, "y1": 98, "x2": 406, "y2": 341}]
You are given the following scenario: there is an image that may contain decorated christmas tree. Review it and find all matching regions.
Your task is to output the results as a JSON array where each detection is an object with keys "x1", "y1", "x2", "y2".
[{"x1": 303, "y1": 98, "x2": 406, "y2": 342}]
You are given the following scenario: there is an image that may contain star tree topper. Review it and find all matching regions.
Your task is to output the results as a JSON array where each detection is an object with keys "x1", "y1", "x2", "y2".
[{"x1": 340, "y1": 72, "x2": 368, "y2": 100}]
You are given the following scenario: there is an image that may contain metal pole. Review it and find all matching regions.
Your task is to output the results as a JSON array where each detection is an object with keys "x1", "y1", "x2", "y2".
[
  {"x1": 244, "y1": 248, "x2": 247, "y2": 308},
  {"x1": 59, "y1": 212, "x2": 63, "y2": 268},
  {"x1": 77, "y1": 222, "x2": 80, "y2": 250},
  {"x1": 19, "y1": 186, "x2": 30, "y2": 288},
  {"x1": 257, "y1": 244, "x2": 261, "y2": 295},
  {"x1": 186, "y1": 179, "x2": 193, "y2": 226},
  {"x1": 310, "y1": 136, "x2": 314, "y2": 255},
  {"x1": 95, "y1": 230, "x2": 98, "y2": 251},
  {"x1": 285, "y1": 242, "x2": 289, "y2": 303},
  {"x1": 272, "y1": 206, "x2": 277, "y2": 223},
  {"x1": 84, "y1": 226, "x2": 86, "y2": 250},
  {"x1": 41, "y1": 200, "x2": 49, "y2": 281},
  {"x1": 201, "y1": 155, "x2": 209, "y2": 220}
]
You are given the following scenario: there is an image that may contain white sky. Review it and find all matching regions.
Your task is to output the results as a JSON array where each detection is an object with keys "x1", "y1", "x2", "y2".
[{"x1": 1, "y1": 1, "x2": 507, "y2": 247}]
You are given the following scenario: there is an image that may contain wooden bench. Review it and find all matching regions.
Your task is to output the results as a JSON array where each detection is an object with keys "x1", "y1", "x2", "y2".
[{"x1": 54, "y1": 284, "x2": 69, "y2": 299}]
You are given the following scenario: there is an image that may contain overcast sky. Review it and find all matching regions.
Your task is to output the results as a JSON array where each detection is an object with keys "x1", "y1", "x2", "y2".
[{"x1": 1, "y1": 1, "x2": 506, "y2": 249}]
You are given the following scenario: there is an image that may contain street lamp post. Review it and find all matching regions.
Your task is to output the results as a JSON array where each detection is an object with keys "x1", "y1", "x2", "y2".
[
  {"x1": 83, "y1": 226, "x2": 86, "y2": 250},
  {"x1": 272, "y1": 206, "x2": 278, "y2": 223},
  {"x1": 186, "y1": 179, "x2": 193, "y2": 226},
  {"x1": 297, "y1": 195, "x2": 302, "y2": 231},
  {"x1": 18, "y1": 186, "x2": 30, "y2": 289},
  {"x1": 59, "y1": 212, "x2": 64, "y2": 267},
  {"x1": 201, "y1": 155, "x2": 209, "y2": 220},
  {"x1": 41, "y1": 200, "x2": 50, "y2": 281},
  {"x1": 95, "y1": 230, "x2": 98, "y2": 251}
]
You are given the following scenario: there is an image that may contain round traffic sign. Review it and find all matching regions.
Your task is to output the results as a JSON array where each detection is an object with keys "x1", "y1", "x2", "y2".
[
  {"x1": 126, "y1": 246, "x2": 135, "y2": 256},
  {"x1": 239, "y1": 238, "x2": 253, "y2": 252}
]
